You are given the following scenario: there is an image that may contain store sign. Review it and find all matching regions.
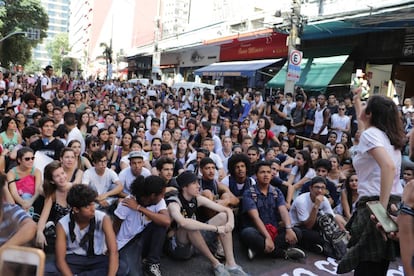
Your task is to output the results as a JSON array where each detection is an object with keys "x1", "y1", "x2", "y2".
[
  {"x1": 220, "y1": 33, "x2": 288, "y2": 61},
  {"x1": 287, "y1": 50, "x2": 302, "y2": 81}
]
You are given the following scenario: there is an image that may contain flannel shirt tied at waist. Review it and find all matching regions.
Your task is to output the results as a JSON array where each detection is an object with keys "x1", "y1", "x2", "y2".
[{"x1": 337, "y1": 195, "x2": 401, "y2": 274}]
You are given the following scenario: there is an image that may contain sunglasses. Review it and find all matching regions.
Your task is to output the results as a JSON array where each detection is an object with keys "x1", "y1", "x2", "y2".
[
  {"x1": 339, "y1": 108, "x2": 345, "y2": 111},
  {"x1": 24, "y1": 157, "x2": 35, "y2": 161},
  {"x1": 91, "y1": 143, "x2": 99, "y2": 147}
]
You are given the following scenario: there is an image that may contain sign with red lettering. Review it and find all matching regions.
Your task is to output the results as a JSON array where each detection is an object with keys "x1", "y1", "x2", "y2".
[{"x1": 220, "y1": 33, "x2": 288, "y2": 61}]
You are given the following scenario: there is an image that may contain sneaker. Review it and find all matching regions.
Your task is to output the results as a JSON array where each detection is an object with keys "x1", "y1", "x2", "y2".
[
  {"x1": 284, "y1": 247, "x2": 306, "y2": 260},
  {"x1": 314, "y1": 244, "x2": 324, "y2": 254},
  {"x1": 214, "y1": 263, "x2": 230, "y2": 276},
  {"x1": 247, "y1": 248, "x2": 256, "y2": 260},
  {"x1": 214, "y1": 240, "x2": 225, "y2": 260},
  {"x1": 143, "y1": 262, "x2": 162, "y2": 276},
  {"x1": 226, "y1": 265, "x2": 249, "y2": 276}
]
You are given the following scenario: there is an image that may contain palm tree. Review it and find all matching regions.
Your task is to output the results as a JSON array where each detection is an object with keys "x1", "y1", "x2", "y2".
[{"x1": 100, "y1": 42, "x2": 113, "y2": 80}]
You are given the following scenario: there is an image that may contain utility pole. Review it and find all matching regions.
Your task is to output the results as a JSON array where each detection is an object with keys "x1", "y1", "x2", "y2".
[
  {"x1": 152, "y1": 0, "x2": 161, "y2": 80},
  {"x1": 284, "y1": 0, "x2": 302, "y2": 94}
]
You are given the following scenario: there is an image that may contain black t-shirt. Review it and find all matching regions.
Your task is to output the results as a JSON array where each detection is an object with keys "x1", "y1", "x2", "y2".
[{"x1": 30, "y1": 138, "x2": 64, "y2": 160}]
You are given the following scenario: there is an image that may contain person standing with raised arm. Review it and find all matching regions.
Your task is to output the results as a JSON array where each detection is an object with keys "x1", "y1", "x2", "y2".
[{"x1": 338, "y1": 89, "x2": 405, "y2": 275}]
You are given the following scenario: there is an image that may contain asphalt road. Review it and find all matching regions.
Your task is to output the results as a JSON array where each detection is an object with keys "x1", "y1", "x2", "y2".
[{"x1": 159, "y1": 235, "x2": 404, "y2": 276}]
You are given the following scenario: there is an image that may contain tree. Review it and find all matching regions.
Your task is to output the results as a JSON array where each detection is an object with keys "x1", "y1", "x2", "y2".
[
  {"x1": 46, "y1": 33, "x2": 69, "y2": 75},
  {"x1": 0, "y1": 0, "x2": 48, "y2": 67},
  {"x1": 24, "y1": 59, "x2": 42, "y2": 75},
  {"x1": 62, "y1": 57, "x2": 81, "y2": 77},
  {"x1": 100, "y1": 42, "x2": 113, "y2": 80}
]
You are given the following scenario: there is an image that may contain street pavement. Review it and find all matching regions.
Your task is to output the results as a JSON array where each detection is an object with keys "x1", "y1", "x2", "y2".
[{"x1": 160, "y1": 234, "x2": 404, "y2": 276}]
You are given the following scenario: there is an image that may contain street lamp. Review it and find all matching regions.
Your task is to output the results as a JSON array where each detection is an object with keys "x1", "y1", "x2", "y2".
[{"x1": 0, "y1": 28, "x2": 40, "y2": 43}]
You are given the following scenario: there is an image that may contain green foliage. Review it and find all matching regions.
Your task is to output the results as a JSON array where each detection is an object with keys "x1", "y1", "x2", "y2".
[
  {"x1": 24, "y1": 59, "x2": 42, "y2": 75},
  {"x1": 62, "y1": 57, "x2": 81, "y2": 76},
  {"x1": 0, "y1": 0, "x2": 48, "y2": 66},
  {"x1": 46, "y1": 33, "x2": 69, "y2": 75}
]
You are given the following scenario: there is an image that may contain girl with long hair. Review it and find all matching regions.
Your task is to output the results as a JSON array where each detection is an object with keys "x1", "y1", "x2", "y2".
[
  {"x1": 338, "y1": 173, "x2": 358, "y2": 221},
  {"x1": 285, "y1": 150, "x2": 316, "y2": 208},
  {"x1": 208, "y1": 106, "x2": 223, "y2": 137},
  {"x1": 15, "y1": 112, "x2": 27, "y2": 133},
  {"x1": 68, "y1": 139, "x2": 92, "y2": 171},
  {"x1": 117, "y1": 117, "x2": 136, "y2": 138},
  {"x1": 82, "y1": 136, "x2": 100, "y2": 165},
  {"x1": 162, "y1": 129, "x2": 174, "y2": 150},
  {"x1": 60, "y1": 148, "x2": 83, "y2": 184},
  {"x1": 175, "y1": 138, "x2": 191, "y2": 166},
  {"x1": 35, "y1": 161, "x2": 72, "y2": 251},
  {"x1": 338, "y1": 92, "x2": 406, "y2": 274},
  {"x1": 327, "y1": 155, "x2": 347, "y2": 188},
  {"x1": 253, "y1": 127, "x2": 269, "y2": 154},
  {"x1": 230, "y1": 124, "x2": 242, "y2": 145},
  {"x1": 77, "y1": 112, "x2": 89, "y2": 138},
  {"x1": 334, "y1": 142, "x2": 353, "y2": 176}
]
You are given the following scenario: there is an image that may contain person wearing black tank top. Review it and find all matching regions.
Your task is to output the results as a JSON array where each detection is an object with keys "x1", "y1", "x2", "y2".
[{"x1": 166, "y1": 171, "x2": 248, "y2": 276}]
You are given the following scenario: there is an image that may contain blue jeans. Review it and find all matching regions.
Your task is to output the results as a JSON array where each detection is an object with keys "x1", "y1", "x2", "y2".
[
  {"x1": 119, "y1": 222, "x2": 167, "y2": 276},
  {"x1": 240, "y1": 226, "x2": 302, "y2": 257},
  {"x1": 45, "y1": 254, "x2": 128, "y2": 276}
]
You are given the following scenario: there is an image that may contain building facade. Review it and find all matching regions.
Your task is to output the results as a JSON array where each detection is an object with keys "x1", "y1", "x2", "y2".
[{"x1": 33, "y1": 0, "x2": 71, "y2": 68}]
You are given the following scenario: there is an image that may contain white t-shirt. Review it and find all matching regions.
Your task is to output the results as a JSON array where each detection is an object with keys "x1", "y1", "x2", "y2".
[
  {"x1": 0, "y1": 80, "x2": 5, "y2": 90},
  {"x1": 290, "y1": 192, "x2": 334, "y2": 226},
  {"x1": 67, "y1": 127, "x2": 86, "y2": 154},
  {"x1": 41, "y1": 76, "x2": 53, "y2": 100},
  {"x1": 290, "y1": 166, "x2": 316, "y2": 184},
  {"x1": 186, "y1": 151, "x2": 224, "y2": 169},
  {"x1": 221, "y1": 175, "x2": 256, "y2": 189},
  {"x1": 352, "y1": 127, "x2": 402, "y2": 198},
  {"x1": 115, "y1": 197, "x2": 167, "y2": 249},
  {"x1": 216, "y1": 150, "x2": 232, "y2": 175},
  {"x1": 330, "y1": 114, "x2": 350, "y2": 143},
  {"x1": 119, "y1": 166, "x2": 151, "y2": 194},
  {"x1": 82, "y1": 168, "x2": 120, "y2": 195},
  {"x1": 144, "y1": 129, "x2": 162, "y2": 143},
  {"x1": 59, "y1": 210, "x2": 107, "y2": 255}
]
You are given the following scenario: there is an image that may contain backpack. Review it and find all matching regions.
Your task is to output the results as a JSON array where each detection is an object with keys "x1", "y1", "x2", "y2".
[
  {"x1": 316, "y1": 211, "x2": 348, "y2": 260},
  {"x1": 34, "y1": 79, "x2": 42, "y2": 98},
  {"x1": 34, "y1": 77, "x2": 49, "y2": 98},
  {"x1": 241, "y1": 184, "x2": 282, "y2": 232}
]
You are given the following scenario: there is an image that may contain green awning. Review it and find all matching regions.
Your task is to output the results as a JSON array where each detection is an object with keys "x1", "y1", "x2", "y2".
[{"x1": 266, "y1": 55, "x2": 349, "y2": 92}]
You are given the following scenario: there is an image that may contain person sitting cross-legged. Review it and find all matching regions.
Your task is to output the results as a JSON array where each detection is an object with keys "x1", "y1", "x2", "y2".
[
  {"x1": 113, "y1": 175, "x2": 170, "y2": 276},
  {"x1": 290, "y1": 176, "x2": 347, "y2": 258},
  {"x1": 166, "y1": 171, "x2": 248, "y2": 276},
  {"x1": 239, "y1": 160, "x2": 305, "y2": 260},
  {"x1": 49, "y1": 184, "x2": 127, "y2": 276}
]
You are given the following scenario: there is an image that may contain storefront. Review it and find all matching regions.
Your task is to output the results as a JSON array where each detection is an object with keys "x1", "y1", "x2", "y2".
[
  {"x1": 193, "y1": 32, "x2": 288, "y2": 89},
  {"x1": 194, "y1": 59, "x2": 284, "y2": 89},
  {"x1": 127, "y1": 55, "x2": 152, "y2": 79}
]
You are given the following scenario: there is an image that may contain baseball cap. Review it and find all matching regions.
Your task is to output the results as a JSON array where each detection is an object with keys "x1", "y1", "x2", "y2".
[
  {"x1": 128, "y1": 151, "x2": 144, "y2": 160},
  {"x1": 279, "y1": 125, "x2": 288, "y2": 134}
]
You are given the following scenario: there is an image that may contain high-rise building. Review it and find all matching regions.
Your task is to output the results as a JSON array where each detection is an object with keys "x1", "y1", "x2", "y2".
[
  {"x1": 69, "y1": 0, "x2": 139, "y2": 78},
  {"x1": 33, "y1": 0, "x2": 71, "y2": 68}
]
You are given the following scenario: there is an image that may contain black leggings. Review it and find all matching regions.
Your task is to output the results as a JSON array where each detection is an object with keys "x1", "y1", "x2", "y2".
[{"x1": 354, "y1": 260, "x2": 390, "y2": 276}]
